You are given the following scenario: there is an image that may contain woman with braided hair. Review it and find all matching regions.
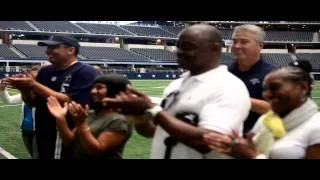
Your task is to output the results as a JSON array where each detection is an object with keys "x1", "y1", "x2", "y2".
[
  {"x1": 288, "y1": 59, "x2": 313, "y2": 97},
  {"x1": 203, "y1": 61, "x2": 320, "y2": 159}
]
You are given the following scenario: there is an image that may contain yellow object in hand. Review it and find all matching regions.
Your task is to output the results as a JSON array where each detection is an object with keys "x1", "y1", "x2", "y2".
[{"x1": 262, "y1": 111, "x2": 286, "y2": 138}]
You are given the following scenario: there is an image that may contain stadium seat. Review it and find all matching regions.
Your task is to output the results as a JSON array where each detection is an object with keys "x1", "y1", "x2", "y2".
[
  {"x1": 0, "y1": 44, "x2": 21, "y2": 58},
  {"x1": 121, "y1": 25, "x2": 175, "y2": 38},
  {"x1": 130, "y1": 48, "x2": 176, "y2": 61},
  {"x1": 76, "y1": 23, "x2": 132, "y2": 35},
  {"x1": 0, "y1": 21, "x2": 34, "y2": 31},
  {"x1": 80, "y1": 46, "x2": 150, "y2": 61},
  {"x1": 30, "y1": 21, "x2": 86, "y2": 33}
]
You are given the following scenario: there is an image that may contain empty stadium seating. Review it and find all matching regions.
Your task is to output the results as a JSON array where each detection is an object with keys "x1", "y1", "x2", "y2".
[
  {"x1": 80, "y1": 46, "x2": 149, "y2": 61},
  {"x1": 121, "y1": 26, "x2": 175, "y2": 38},
  {"x1": 14, "y1": 44, "x2": 47, "y2": 58},
  {"x1": 220, "y1": 29, "x2": 233, "y2": 40},
  {"x1": 160, "y1": 26, "x2": 184, "y2": 36},
  {"x1": 0, "y1": 21, "x2": 318, "y2": 74},
  {"x1": 130, "y1": 48, "x2": 176, "y2": 61},
  {"x1": 296, "y1": 53, "x2": 320, "y2": 71},
  {"x1": 0, "y1": 44, "x2": 20, "y2": 58},
  {"x1": 265, "y1": 31, "x2": 313, "y2": 42},
  {"x1": 219, "y1": 29, "x2": 313, "y2": 42},
  {"x1": 261, "y1": 53, "x2": 293, "y2": 67},
  {"x1": 0, "y1": 21, "x2": 34, "y2": 31},
  {"x1": 76, "y1": 23, "x2": 132, "y2": 35},
  {"x1": 30, "y1": 21, "x2": 86, "y2": 33}
]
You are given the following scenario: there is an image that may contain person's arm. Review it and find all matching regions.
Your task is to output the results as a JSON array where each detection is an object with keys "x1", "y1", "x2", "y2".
[
  {"x1": 7, "y1": 76, "x2": 71, "y2": 103},
  {"x1": 135, "y1": 85, "x2": 172, "y2": 138},
  {"x1": 305, "y1": 127, "x2": 320, "y2": 159},
  {"x1": 250, "y1": 98, "x2": 271, "y2": 114},
  {"x1": 21, "y1": 89, "x2": 37, "y2": 106},
  {"x1": 47, "y1": 96, "x2": 75, "y2": 144},
  {"x1": 0, "y1": 89, "x2": 22, "y2": 104},
  {"x1": 76, "y1": 120, "x2": 128, "y2": 155},
  {"x1": 154, "y1": 86, "x2": 251, "y2": 154},
  {"x1": 305, "y1": 144, "x2": 320, "y2": 159},
  {"x1": 0, "y1": 79, "x2": 22, "y2": 104},
  {"x1": 55, "y1": 117, "x2": 76, "y2": 145},
  {"x1": 32, "y1": 80, "x2": 71, "y2": 102},
  {"x1": 153, "y1": 111, "x2": 217, "y2": 153},
  {"x1": 203, "y1": 130, "x2": 258, "y2": 159},
  {"x1": 69, "y1": 100, "x2": 130, "y2": 155},
  {"x1": 104, "y1": 85, "x2": 251, "y2": 154},
  {"x1": 68, "y1": 101, "x2": 126, "y2": 154},
  {"x1": 39, "y1": 65, "x2": 98, "y2": 104}
]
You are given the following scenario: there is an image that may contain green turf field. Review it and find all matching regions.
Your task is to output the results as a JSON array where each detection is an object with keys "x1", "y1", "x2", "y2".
[
  {"x1": 1, "y1": 79, "x2": 320, "y2": 159},
  {"x1": 0, "y1": 80, "x2": 171, "y2": 159}
]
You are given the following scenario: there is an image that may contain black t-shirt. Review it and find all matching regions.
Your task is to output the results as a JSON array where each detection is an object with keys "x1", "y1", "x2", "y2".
[
  {"x1": 228, "y1": 59, "x2": 275, "y2": 133},
  {"x1": 35, "y1": 62, "x2": 99, "y2": 159}
]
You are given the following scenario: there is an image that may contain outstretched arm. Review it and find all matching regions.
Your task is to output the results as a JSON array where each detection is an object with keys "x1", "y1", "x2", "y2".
[
  {"x1": 250, "y1": 98, "x2": 271, "y2": 114},
  {"x1": 8, "y1": 77, "x2": 71, "y2": 104}
]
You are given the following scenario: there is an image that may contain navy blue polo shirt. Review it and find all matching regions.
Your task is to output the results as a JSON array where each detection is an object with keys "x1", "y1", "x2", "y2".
[
  {"x1": 228, "y1": 59, "x2": 275, "y2": 133},
  {"x1": 35, "y1": 62, "x2": 99, "y2": 159}
]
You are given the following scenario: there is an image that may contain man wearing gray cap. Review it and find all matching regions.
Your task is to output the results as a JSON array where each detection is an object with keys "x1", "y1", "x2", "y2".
[{"x1": 7, "y1": 35, "x2": 99, "y2": 159}]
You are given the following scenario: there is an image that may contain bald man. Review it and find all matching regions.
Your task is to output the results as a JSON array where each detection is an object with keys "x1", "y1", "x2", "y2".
[{"x1": 104, "y1": 24, "x2": 251, "y2": 159}]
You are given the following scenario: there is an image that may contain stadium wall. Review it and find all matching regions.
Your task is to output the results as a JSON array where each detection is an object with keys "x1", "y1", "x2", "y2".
[
  {"x1": 0, "y1": 72, "x2": 181, "y2": 80},
  {"x1": 261, "y1": 49, "x2": 289, "y2": 53},
  {"x1": 12, "y1": 40, "x2": 121, "y2": 48},
  {"x1": 167, "y1": 46, "x2": 228, "y2": 52},
  {"x1": 12, "y1": 40, "x2": 38, "y2": 45},
  {"x1": 295, "y1": 49, "x2": 320, "y2": 53},
  {"x1": 79, "y1": 42, "x2": 119, "y2": 48},
  {"x1": 121, "y1": 72, "x2": 181, "y2": 80},
  {"x1": 127, "y1": 44, "x2": 164, "y2": 49}
]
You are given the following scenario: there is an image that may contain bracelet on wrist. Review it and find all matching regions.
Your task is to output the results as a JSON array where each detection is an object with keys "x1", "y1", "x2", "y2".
[{"x1": 78, "y1": 126, "x2": 90, "y2": 134}]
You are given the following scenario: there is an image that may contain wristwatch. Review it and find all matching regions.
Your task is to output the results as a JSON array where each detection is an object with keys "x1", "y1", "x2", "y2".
[{"x1": 144, "y1": 105, "x2": 163, "y2": 119}]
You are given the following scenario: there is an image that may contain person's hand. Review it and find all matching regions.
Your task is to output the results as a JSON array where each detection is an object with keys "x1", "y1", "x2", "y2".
[
  {"x1": 6, "y1": 75, "x2": 35, "y2": 90},
  {"x1": 47, "y1": 96, "x2": 68, "y2": 123},
  {"x1": 203, "y1": 132, "x2": 233, "y2": 154},
  {"x1": 102, "y1": 85, "x2": 154, "y2": 115},
  {"x1": 229, "y1": 130, "x2": 258, "y2": 159},
  {"x1": 68, "y1": 101, "x2": 89, "y2": 124},
  {"x1": 11, "y1": 73, "x2": 26, "y2": 78}
]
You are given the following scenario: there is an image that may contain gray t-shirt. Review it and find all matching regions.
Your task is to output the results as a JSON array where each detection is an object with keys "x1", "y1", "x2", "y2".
[{"x1": 72, "y1": 111, "x2": 132, "y2": 159}]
